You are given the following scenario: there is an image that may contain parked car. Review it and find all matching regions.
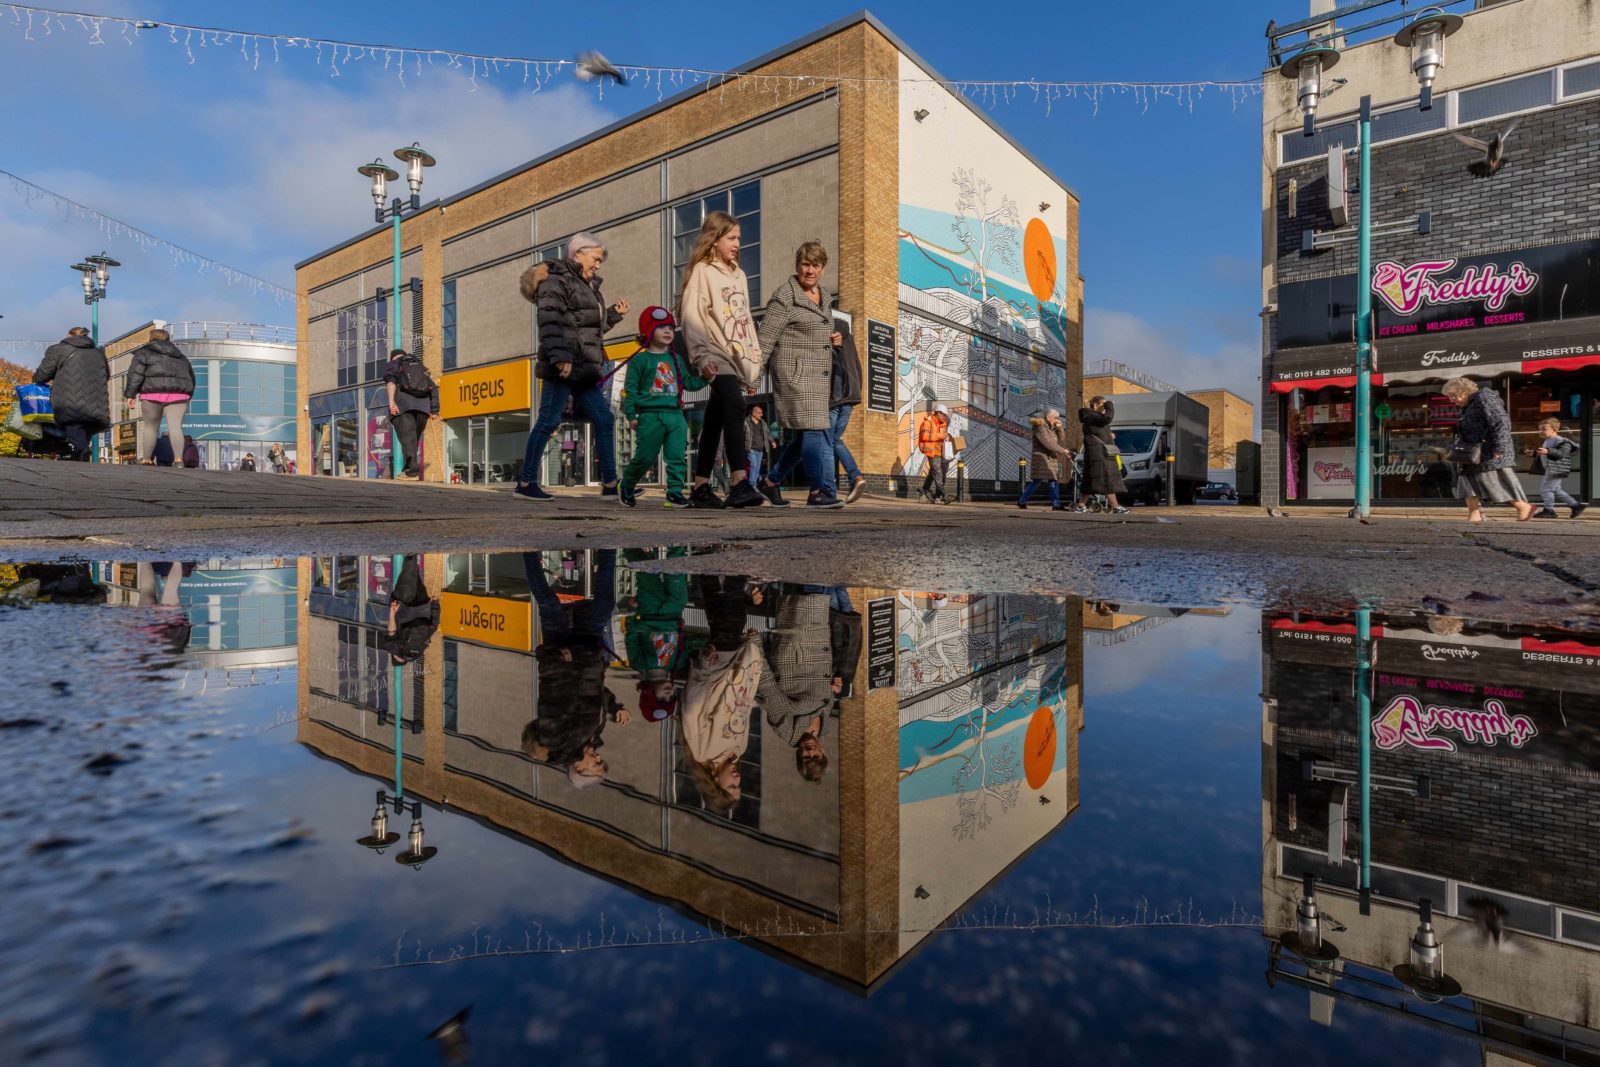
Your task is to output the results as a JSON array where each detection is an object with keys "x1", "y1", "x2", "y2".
[{"x1": 1197, "y1": 481, "x2": 1238, "y2": 501}]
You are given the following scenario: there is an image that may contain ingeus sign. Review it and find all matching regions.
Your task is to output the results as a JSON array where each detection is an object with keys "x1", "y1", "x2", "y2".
[{"x1": 1372, "y1": 259, "x2": 1539, "y2": 317}]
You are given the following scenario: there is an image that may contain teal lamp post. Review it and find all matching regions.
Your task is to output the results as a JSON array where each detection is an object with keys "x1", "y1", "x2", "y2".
[
  {"x1": 357, "y1": 143, "x2": 436, "y2": 480},
  {"x1": 69, "y1": 253, "x2": 119, "y2": 463}
]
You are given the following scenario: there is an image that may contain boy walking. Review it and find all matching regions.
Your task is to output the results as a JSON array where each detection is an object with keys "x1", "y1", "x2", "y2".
[
  {"x1": 619, "y1": 307, "x2": 705, "y2": 509},
  {"x1": 1531, "y1": 418, "x2": 1587, "y2": 518}
]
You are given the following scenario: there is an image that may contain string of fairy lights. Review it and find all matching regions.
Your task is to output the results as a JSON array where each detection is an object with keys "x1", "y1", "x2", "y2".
[{"x1": 1, "y1": 3, "x2": 1263, "y2": 343}]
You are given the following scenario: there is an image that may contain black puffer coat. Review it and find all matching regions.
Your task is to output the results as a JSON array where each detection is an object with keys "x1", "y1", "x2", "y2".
[
  {"x1": 1079, "y1": 403, "x2": 1127, "y2": 495},
  {"x1": 1454, "y1": 388, "x2": 1516, "y2": 472},
  {"x1": 34, "y1": 335, "x2": 110, "y2": 430},
  {"x1": 123, "y1": 339, "x2": 196, "y2": 398},
  {"x1": 521, "y1": 259, "x2": 623, "y2": 389},
  {"x1": 830, "y1": 322, "x2": 863, "y2": 408}
]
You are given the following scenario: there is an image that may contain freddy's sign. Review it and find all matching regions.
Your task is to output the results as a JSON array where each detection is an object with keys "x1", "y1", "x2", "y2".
[{"x1": 1372, "y1": 258, "x2": 1539, "y2": 318}]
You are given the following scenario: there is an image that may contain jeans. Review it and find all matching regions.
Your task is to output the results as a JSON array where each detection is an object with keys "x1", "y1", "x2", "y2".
[
  {"x1": 522, "y1": 379, "x2": 616, "y2": 486},
  {"x1": 747, "y1": 449, "x2": 764, "y2": 484},
  {"x1": 768, "y1": 429, "x2": 833, "y2": 491},
  {"x1": 920, "y1": 455, "x2": 948, "y2": 500},
  {"x1": 1540, "y1": 473, "x2": 1579, "y2": 508},
  {"x1": 828, "y1": 405, "x2": 862, "y2": 494},
  {"x1": 522, "y1": 549, "x2": 617, "y2": 642},
  {"x1": 1019, "y1": 479, "x2": 1060, "y2": 507},
  {"x1": 139, "y1": 398, "x2": 188, "y2": 463}
]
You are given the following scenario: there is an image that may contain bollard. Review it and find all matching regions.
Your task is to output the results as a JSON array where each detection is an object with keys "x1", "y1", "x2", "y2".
[
  {"x1": 956, "y1": 460, "x2": 965, "y2": 503},
  {"x1": 1165, "y1": 454, "x2": 1177, "y2": 506},
  {"x1": 1018, "y1": 457, "x2": 1027, "y2": 501}
]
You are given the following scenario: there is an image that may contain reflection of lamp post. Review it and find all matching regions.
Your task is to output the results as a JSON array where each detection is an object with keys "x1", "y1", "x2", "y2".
[
  {"x1": 355, "y1": 788, "x2": 437, "y2": 869},
  {"x1": 1393, "y1": 898, "x2": 1462, "y2": 1000},
  {"x1": 356, "y1": 144, "x2": 435, "y2": 479}
]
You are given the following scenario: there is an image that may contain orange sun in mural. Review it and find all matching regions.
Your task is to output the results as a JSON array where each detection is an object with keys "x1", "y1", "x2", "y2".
[{"x1": 1023, "y1": 218, "x2": 1057, "y2": 304}]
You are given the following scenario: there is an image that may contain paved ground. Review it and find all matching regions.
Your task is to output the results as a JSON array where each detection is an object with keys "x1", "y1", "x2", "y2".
[{"x1": 3, "y1": 459, "x2": 1597, "y2": 628}]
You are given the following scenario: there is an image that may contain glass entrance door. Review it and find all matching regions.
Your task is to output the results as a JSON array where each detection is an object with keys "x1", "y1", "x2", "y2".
[{"x1": 468, "y1": 417, "x2": 489, "y2": 485}]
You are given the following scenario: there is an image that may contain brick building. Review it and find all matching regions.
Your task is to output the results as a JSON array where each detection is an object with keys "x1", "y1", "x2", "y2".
[
  {"x1": 296, "y1": 550, "x2": 1083, "y2": 987},
  {"x1": 294, "y1": 13, "x2": 1082, "y2": 496},
  {"x1": 1261, "y1": 0, "x2": 1600, "y2": 507}
]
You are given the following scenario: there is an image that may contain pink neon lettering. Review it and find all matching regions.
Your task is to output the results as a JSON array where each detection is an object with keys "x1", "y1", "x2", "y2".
[{"x1": 1371, "y1": 260, "x2": 1538, "y2": 316}]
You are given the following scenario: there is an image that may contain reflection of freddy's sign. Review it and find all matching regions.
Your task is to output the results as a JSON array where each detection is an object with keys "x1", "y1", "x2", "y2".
[
  {"x1": 1372, "y1": 694, "x2": 1537, "y2": 752},
  {"x1": 1371, "y1": 259, "x2": 1539, "y2": 316}
]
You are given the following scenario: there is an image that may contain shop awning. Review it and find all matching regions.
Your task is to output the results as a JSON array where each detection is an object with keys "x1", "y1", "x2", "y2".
[{"x1": 1271, "y1": 316, "x2": 1600, "y2": 391}]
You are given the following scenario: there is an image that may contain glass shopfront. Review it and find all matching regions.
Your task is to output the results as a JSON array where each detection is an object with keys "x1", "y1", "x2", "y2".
[
  {"x1": 440, "y1": 358, "x2": 533, "y2": 487},
  {"x1": 1280, "y1": 370, "x2": 1594, "y2": 504},
  {"x1": 310, "y1": 389, "x2": 361, "y2": 478}
]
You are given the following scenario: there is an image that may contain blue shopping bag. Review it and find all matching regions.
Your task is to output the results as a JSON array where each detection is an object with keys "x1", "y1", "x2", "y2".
[{"x1": 15, "y1": 384, "x2": 54, "y2": 424}]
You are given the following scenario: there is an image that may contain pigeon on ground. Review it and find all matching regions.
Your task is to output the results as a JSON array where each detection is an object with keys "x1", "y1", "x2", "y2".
[
  {"x1": 575, "y1": 50, "x2": 627, "y2": 86},
  {"x1": 1267, "y1": 506, "x2": 1288, "y2": 518},
  {"x1": 1453, "y1": 121, "x2": 1517, "y2": 177},
  {"x1": 1447, "y1": 897, "x2": 1538, "y2": 956}
]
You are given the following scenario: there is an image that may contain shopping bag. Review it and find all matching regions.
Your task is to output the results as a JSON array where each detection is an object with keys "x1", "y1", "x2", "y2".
[
  {"x1": 15, "y1": 384, "x2": 54, "y2": 424},
  {"x1": 4, "y1": 400, "x2": 44, "y2": 440}
]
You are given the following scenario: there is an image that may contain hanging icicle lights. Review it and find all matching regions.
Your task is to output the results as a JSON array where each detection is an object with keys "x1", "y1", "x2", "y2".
[{"x1": 0, "y1": 3, "x2": 1264, "y2": 112}]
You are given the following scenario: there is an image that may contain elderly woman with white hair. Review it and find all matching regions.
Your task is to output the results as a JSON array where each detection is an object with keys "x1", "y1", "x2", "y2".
[
  {"x1": 1441, "y1": 376, "x2": 1535, "y2": 523},
  {"x1": 1019, "y1": 408, "x2": 1073, "y2": 510},
  {"x1": 514, "y1": 232, "x2": 630, "y2": 500}
]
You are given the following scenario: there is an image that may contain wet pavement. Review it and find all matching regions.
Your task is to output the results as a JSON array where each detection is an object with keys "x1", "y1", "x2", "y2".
[{"x1": 3, "y1": 550, "x2": 1597, "y2": 1065}]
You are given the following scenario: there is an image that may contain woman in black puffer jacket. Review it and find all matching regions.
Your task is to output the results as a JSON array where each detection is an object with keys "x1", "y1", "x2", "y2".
[
  {"x1": 513, "y1": 233, "x2": 630, "y2": 500},
  {"x1": 122, "y1": 327, "x2": 196, "y2": 465}
]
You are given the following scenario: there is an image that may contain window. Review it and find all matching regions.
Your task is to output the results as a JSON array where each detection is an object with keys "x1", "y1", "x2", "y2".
[
  {"x1": 536, "y1": 241, "x2": 563, "y2": 263},
  {"x1": 190, "y1": 362, "x2": 210, "y2": 414},
  {"x1": 336, "y1": 309, "x2": 358, "y2": 388},
  {"x1": 1563, "y1": 60, "x2": 1600, "y2": 99},
  {"x1": 1281, "y1": 121, "x2": 1356, "y2": 164},
  {"x1": 442, "y1": 279, "x2": 457, "y2": 371},
  {"x1": 337, "y1": 300, "x2": 389, "y2": 387},
  {"x1": 1458, "y1": 70, "x2": 1555, "y2": 124},
  {"x1": 670, "y1": 180, "x2": 762, "y2": 305},
  {"x1": 1370, "y1": 104, "x2": 1447, "y2": 144},
  {"x1": 364, "y1": 297, "x2": 389, "y2": 382}
]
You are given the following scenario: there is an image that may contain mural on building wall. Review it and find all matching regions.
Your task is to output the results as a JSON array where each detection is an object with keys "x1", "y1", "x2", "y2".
[{"x1": 897, "y1": 53, "x2": 1073, "y2": 483}]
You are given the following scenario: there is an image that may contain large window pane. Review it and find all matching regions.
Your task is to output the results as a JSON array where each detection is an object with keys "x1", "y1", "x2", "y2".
[
  {"x1": 674, "y1": 203, "x2": 701, "y2": 236},
  {"x1": 1458, "y1": 70, "x2": 1554, "y2": 124},
  {"x1": 732, "y1": 181, "x2": 759, "y2": 217}
]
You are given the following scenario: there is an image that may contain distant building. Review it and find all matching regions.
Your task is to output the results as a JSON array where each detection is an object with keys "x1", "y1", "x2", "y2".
[
  {"x1": 1081, "y1": 361, "x2": 1257, "y2": 471},
  {"x1": 105, "y1": 321, "x2": 296, "y2": 470}
]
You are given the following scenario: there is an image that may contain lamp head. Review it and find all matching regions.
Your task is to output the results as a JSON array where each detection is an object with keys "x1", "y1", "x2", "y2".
[
  {"x1": 393, "y1": 143, "x2": 436, "y2": 195},
  {"x1": 70, "y1": 261, "x2": 95, "y2": 295},
  {"x1": 357, "y1": 159, "x2": 400, "y2": 206},
  {"x1": 85, "y1": 253, "x2": 119, "y2": 289},
  {"x1": 1393, "y1": 11, "x2": 1463, "y2": 111},
  {"x1": 1279, "y1": 47, "x2": 1340, "y2": 137}
]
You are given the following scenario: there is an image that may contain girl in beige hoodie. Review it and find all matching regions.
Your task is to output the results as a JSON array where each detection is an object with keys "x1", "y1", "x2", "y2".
[{"x1": 677, "y1": 211, "x2": 766, "y2": 510}]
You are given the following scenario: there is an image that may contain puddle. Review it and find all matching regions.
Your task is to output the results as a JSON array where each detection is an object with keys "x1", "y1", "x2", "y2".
[{"x1": 2, "y1": 554, "x2": 1598, "y2": 1064}]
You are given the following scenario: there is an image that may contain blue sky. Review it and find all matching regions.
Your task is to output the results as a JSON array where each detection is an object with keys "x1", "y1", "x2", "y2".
[{"x1": 0, "y1": 0, "x2": 1278, "y2": 399}]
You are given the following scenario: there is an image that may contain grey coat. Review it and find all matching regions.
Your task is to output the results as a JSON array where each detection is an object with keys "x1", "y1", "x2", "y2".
[
  {"x1": 1455, "y1": 388, "x2": 1516, "y2": 472},
  {"x1": 34, "y1": 335, "x2": 109, "y2": 431},
  {"x1": 758, "y1": 590, "x2": 834, "y2": 747},
  {"x1": 1029, "y1": 417, "x2": 1072, "y2": 481},
  {"x1": 757, "y1": 277, "x2": 834, "y2": 430}
]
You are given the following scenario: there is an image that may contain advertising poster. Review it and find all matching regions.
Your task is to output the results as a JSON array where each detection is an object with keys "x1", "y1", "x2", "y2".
[{"x1": 1306, "y1": 446, "x2": 1356, "y2": 499}]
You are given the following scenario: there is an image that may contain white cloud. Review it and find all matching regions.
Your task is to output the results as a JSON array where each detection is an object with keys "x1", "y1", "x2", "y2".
[{"x1": 1086, "y1": 308, "x2": 1260, "y2": 402}]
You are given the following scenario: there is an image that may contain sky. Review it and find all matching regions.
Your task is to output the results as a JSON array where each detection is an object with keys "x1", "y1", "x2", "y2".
[{"x1": 0, "y1": 0, "x2": 1281, "y2": 402}]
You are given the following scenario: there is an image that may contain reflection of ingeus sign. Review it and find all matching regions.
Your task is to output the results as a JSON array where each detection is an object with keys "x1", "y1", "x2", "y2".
[
  {"x1": 1372, "y1": 694, "x2": 1537, "y2": 752},
  {"x1": 1023, "y1": 706, "x2": 1057, "y2": 789},
  {"x1": 441, "y1": 592, "x2": 532, "y2": 651}
]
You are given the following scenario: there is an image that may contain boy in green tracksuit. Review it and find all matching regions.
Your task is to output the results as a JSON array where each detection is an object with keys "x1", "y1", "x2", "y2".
[
  {"x1": 619, "y1": 306, "x2": 705, "y2": 509},
  {"x1": 620, "y1": 547, "x2": 700, "y2": 721}
]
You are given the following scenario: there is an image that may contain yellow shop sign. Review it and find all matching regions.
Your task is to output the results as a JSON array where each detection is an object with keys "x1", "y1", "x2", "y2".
[
  {"x1": 441, "y1": 591, "x2": 532, "y2": 651},
  {"x1": 440, "y1": 359, "x2": 532, "y2": 420}
]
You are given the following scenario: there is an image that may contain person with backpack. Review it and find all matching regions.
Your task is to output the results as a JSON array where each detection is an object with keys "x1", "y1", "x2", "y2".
[
  {"x1": 383, "y1": 347, "x2": 439, "y2": 479},
  {"x1": 32, "y1": 327, "x2": 109, "y2": 461},
  {"x1": 618, "y1": 306, "x2": 705, "y2": 509}
]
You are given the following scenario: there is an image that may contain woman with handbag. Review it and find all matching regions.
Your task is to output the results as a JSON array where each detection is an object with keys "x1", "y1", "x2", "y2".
[
  {"x1": 1441, "y1": 377, "x2": 1535, "y2": 523},
  {"x1": 1079, "y1": 395, "x2": 1129, "y2": 515}
]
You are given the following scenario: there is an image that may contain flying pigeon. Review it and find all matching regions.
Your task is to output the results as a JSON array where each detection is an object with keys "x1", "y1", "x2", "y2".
[
  {"x1": 426, "y1": 1006, "x2": 473, "y2": 1065},
  {"x1": 575, "y1": 50, "x2": 627, "y2": 86},
  {"x1": 1446, "y1": 897, "x2": 1538, "y2": 956},
  {"x1": 1452, "y1": 121, "x2": 1517, "y2": 177}
]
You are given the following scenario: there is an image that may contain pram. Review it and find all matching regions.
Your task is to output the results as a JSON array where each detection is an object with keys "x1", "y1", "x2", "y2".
[
  {"x1": 1067, "y1": 452, "x2": 1108, "y2": 513},
  {"x1": 13, "y1": 421, "x2": 79, "y2": 460}
]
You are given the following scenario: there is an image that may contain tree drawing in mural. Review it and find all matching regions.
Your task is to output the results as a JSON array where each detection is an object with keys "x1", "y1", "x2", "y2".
[{"x1": 950, "y1": 168, "x2": 1021, "y2": 317}]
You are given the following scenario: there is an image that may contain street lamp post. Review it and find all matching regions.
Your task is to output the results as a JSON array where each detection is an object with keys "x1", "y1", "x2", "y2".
[
  {"x1": 1279, "y1": 7, "x2": 1463, "y2": 520},
  {"x1": 70, "y1": 252, "x2": 119, "y2": 462},
  {"x1": 356, "y1": 144, "x2": 435, "y2": 481}
]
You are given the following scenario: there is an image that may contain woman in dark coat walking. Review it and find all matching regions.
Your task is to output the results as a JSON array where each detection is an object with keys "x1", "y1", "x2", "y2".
[
  {"x1": 122, "y1": 328, "x2": 196, "y2": 465},
  {"x1": 1019, "y1": 409, "x2": 1072, "y2": 510},
  {"x1": 33, "y1": 327, "x2": 109, "y2": 460},
  {"x1": 514, "y1": 233, "x2": 629, "y2": 500},
  {"x1": 1442, "y1": 377, "x2": 1535, "y2": 523},
  {"x1": 1079, "y1": 395, "x2": 1129, "y2": 514}
]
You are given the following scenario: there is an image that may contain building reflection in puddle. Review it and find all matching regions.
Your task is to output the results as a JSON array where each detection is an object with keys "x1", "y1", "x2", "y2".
[
  {"x1": 294, "y1": 549, "x2": 1085, "y2": 988},
  {"x1": 1262, "y1": 607, "x2": 1600, "y2": 1062}
]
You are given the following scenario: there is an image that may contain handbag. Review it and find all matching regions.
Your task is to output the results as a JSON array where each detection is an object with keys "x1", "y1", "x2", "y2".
[
  {"x1": 1103, "y1": 442, "x2": 1121, "y2": 457},
  {"x1": 15, "y1": 384, "x2": 54, "y2": 424},
  {"x1": 951, "y1": 435, "x2": 967, "y2": 452},
  {"x1": 1445, "y1": 440, "x2": 1482, "y2": 465}
]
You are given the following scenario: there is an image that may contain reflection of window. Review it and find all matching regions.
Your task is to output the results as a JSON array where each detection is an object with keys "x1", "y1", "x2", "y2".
[
  {"x1": 442, "y1": 279, "x2": 457, "y2": 371},
  {"x1": 672, "y1": 719, "x2": 763, "y2": 829},
  {"x1": 443, "y1": 642, "x2": 458, "y2": 733},
  {"x1": 670, "y1": 181, "x2": 761, "y2": 304}
]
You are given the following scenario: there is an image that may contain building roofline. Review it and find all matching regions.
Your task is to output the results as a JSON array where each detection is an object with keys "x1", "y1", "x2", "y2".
[
  {"x1": 296, "y1": 9, "x2": 1077, "y2": 271},
  {"x1": 1188, "y1": 387, "x2": 1255, "y2": 404}
]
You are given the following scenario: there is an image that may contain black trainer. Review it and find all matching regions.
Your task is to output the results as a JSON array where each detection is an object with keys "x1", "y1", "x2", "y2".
[
  {"x1": 690, "y1": 484, "x2": 725, "y2": 509},
  {"x1": 1571, "y1": 503, "x2": 1589, "y2": 519},
  {"x1": 618, "y1": 483, "x2": 638, "y2": 508},
  {"x1": 806, "y1": 489, "x2": 845, "y2": 510},
  {"x1": 514, "y1": 483, "x2": 553, "y2": 500},
  {"x1": 1535, "y1": 508, "x2": 1559, "y2": 518},
  {"x1": 600, "y1": 483, "x2": 619, "y2": 498},
  {"x1": 757, "y1": 480, "x2": 790, "y2": 508},
  {"x1": 727, "y1": 480, "x2": 766, "y2": 509}
]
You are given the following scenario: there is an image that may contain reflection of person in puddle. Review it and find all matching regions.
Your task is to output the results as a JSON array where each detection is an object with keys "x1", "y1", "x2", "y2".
[
  {"x1": 621, "y1": 548, "x2": 699, "y2": 722},
  {"x1": 381, "y1": 555, "x2": 440, "y2": 665},
  {"x1": 521, "y1": 550, "x2": 627, "y2": 789},
  {"x1": 759, "y1": 586, "x2": 835, "y2": 782},
  {"x1": 683, "y1": 575, "x2": 765, "y2": 814}
]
